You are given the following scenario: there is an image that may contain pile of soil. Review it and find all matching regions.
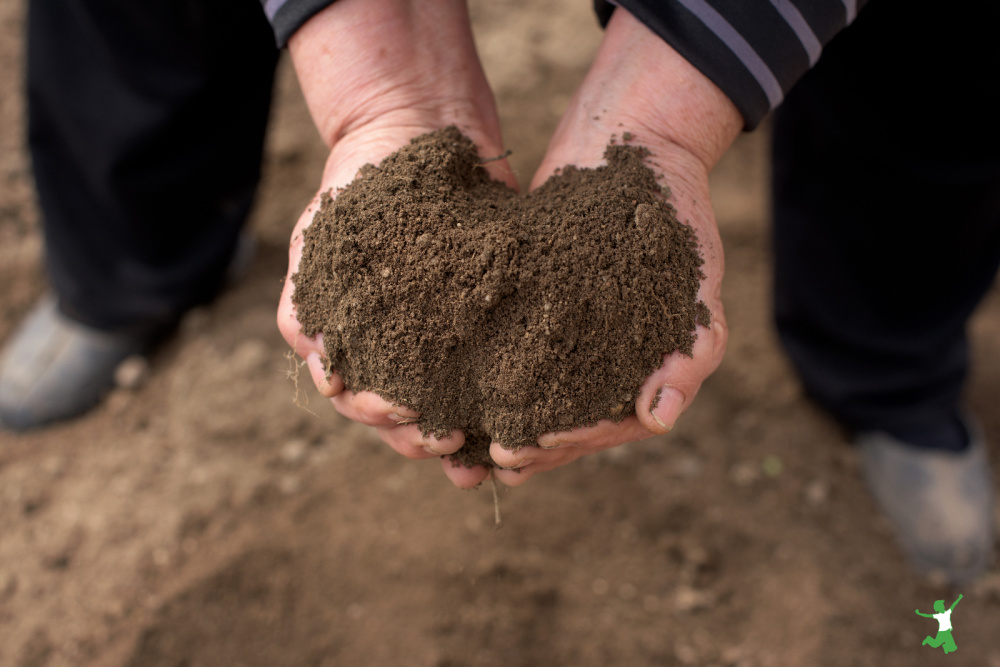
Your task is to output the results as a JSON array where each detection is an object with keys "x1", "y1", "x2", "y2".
[{"x1": 293, "y1": 127, "x2": 708, "y2": 467}]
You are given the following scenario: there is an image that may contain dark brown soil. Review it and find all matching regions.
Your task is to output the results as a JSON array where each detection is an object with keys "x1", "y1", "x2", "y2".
[{"x1": 293, "y1": 127, "x2": 708, "y2": 467}]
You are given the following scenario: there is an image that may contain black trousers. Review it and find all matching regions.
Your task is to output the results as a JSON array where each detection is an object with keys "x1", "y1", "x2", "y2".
[
  {"x1": 772, "y1": 1, "x2": 1000, "y2": 440},
  {"x1": 28, "y1": 0, "x2": 279, "y2": 335}
]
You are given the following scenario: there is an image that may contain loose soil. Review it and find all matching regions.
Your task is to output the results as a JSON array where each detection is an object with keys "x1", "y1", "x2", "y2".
[
  {"x1": 293, "y1": 127, "x2": 708, "y2": 466},
  {"x1": 1, "y1": 0, "x2": 999, "y2": 666}
]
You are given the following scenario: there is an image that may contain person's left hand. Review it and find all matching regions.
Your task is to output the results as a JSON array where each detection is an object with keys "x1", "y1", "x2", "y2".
[{"x1": 275, "y1": 0, "x2": 516, "y2": 490}]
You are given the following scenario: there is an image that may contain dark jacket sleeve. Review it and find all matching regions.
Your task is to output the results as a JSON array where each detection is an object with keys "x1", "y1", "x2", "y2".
[
  {"x1": 260, "y1": 0, "x2": 337, "y2": 47},
  {"x1": 261, "y1": 0, "x2": 866, "y2": 130},
  {"x1": 595, "y1": 0, "x2": 869, "y2": 129}
]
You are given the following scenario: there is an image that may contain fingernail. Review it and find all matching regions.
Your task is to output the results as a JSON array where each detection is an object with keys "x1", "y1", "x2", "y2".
[
  {"x1": 650, "y1": 385, "x2": 685, "y2": 432},
  {"x1": 423, "y1": 445, "x2": 443, "y2": 456},
  {"x1": 499, "y1": 460, "x2": 529, "y2": 470}
]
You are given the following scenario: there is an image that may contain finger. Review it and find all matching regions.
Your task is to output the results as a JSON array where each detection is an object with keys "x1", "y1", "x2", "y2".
[
  {"x1": 376, "y1": 426, "x2": 436, "y2": 459},
  {"x1": 331, "y1": 390, "x2": 420, "y2": 427},
  {"x1": 489, "y1": 441, "x2": 535, "y2": 471},
  {"x1": 306, "y1": 352, "x2": 344, "y2": 398},
  {"x1": 489, "y1": 441, "x2": 587, "y2": 475},
  {"x1": 492, "y1": 449, "x2": 586, "y2": 487},
  {"x1": 376, "y1": 424, "x2": 465, "y2": 458},
  {"x1": 478, "y1": 153, "x2": 520, "y2": 192},
  {"x1": 636, "y1": 318, "x2": 727, "y2": 434},
  {"x1": 440, "y1": 459, "x2": 491, "y2": 489},
  {"x1": 277, "y1": 195, "x2": 325, "y2": 352},
  {"x1": 494, "y1": 415, "x2": 658, "y2": 479},
  {"x1": 535, "y1": 414, "x2": 654, "y2": 450}
]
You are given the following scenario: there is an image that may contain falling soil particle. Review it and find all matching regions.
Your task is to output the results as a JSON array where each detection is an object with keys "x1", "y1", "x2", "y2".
[{"x1": 292, "y1": 126, "x2": 708, "y2": 468}]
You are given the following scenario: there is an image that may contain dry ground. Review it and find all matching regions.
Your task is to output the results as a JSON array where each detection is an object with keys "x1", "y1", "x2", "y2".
[{"x1": 1, "y1": 1, "x2": 999, "y2": 665}]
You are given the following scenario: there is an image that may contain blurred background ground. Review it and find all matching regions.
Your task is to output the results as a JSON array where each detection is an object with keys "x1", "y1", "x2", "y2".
[{"x1": 1, "y1": 1, "x2": 999, "y2": 665}]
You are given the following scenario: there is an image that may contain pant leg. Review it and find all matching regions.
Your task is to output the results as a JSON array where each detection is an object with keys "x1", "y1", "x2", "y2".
[
  {"x1": 27, "y1": 0, "x2": 279, "y2": 334},
  {"x1": 772, "y1": 0, "x2": 1000, "y2": 439}
]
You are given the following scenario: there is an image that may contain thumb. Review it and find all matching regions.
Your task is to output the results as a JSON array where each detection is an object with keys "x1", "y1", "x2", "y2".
[{"x1": 636, "y1": 317, "x2": 727, "y2": 434}]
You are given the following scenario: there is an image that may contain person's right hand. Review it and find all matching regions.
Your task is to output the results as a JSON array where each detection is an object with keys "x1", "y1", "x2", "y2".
[
  {"x1": 275, "y1": 0, "x2": 517, "y2": 489},
  {"x1": 486, "y1": 7, "x2": 743, "y2": 486}
]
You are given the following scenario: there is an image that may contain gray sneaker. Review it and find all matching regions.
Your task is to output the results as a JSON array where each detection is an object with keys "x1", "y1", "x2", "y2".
[
  {"x1": 0, "y1": 294, "x2": 148, "y2": 431},
  {"x1": 0, "y1": 234, "x2": 257, "y2": 431},
  {"x1": 858, "y1": 418, "x2": 995, "y2": 584}
]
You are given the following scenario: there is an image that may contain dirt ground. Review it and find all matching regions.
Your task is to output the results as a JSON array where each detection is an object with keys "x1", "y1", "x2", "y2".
[{"x1": 1, "y1": 1, "x2": 999, "y2": 666}]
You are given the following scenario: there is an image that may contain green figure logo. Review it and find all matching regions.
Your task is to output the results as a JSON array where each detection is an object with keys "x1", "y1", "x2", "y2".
[{"x1": 915, "y1": 594, "x2": 963, "y2": 654}]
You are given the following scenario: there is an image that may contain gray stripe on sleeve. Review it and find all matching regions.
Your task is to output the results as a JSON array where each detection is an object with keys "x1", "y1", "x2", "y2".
[
  {"x1": 841, "y1": 0, "x2": 857, "y2": 23},
  {"x1": 673, "y1": 0, "x2": 784, "y2": 108},
  {"x1": 264, "y1": 0, "x2": 290, "y2": 21},
  {"x1": 769, "y1": 0, "x2": 822, "y2": 66}
]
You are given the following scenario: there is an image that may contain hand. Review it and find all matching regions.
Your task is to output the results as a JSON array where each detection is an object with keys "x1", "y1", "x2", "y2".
[
  {"x1": 276, "y1": 0, "x2": 516, "y2": 489},
  {"x1": 487, "y1": 7, "x2": 742, "y2": 486}
]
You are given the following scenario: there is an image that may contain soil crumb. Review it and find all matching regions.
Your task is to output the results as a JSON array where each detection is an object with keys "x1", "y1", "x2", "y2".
[{"x1": 292, "y1": 126, "x2": 707, "y2": 468}]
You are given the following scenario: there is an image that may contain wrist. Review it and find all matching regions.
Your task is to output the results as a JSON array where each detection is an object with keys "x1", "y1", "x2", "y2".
[
  {"x1": 288, "y1": 0, "x2": 504, "y2": 154},
  {"x1": 581, "y1": 8, "x2": 742, "y2": 172}
]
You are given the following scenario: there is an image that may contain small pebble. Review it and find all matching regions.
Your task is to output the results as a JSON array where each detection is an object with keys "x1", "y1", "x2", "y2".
[
  {"x1": 672, "y1": 455, "x2": 703, "y2": 479},
  {"x1": 464, "y1": 514, "x2": 484, "y2": 533},
  {"x1": 673, "y1": 585, "x2": 713, "y2": 613},
  {"x1": 280, "y1": 439, "x2": 310, "y2": 465},
  {"x1": 804, "y1": 479, "x2": 829, "y2": 506},
  {"x1": 721, "y1": 645, "x2": 746, "y2": 665},
  {"x1": 278, "y1": 475, "x2": 302, "y2": 495},
  {"x1": 681, "y1": 543, "x2": 709, "y2": 567},
  {"x1": 729, "y1": 461, "x2": 760, "y2": 487},
  {"x1": 114, "y1": 355, "x2": 150, "y2": 390},
  {"x1": 674, "y1": 642, "x2": 698, "y2": 665}
]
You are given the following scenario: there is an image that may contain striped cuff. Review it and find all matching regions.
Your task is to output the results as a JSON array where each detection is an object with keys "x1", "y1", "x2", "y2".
[
  {"x1": 263, "y1": 0, "x2": 865, "y2": 128},
  {"x1": 261, "y1": 0, "x2": 337, "y2": 47},
  {"x1": 599, "y1": 0, "x2": 866, "y2": 130}
]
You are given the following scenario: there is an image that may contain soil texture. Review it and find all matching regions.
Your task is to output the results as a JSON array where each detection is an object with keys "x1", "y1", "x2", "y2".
[{"x1": 293, "y1": 127, "x2": 707, "y2": 466}]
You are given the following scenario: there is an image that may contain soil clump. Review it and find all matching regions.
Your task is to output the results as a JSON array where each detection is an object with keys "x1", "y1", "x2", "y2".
[{"x1": 292, "y1": 126, "x2": 708, "y2": 467}]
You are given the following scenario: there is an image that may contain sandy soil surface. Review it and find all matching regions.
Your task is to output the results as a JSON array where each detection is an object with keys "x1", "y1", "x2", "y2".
[{"x1": 1, "y1": 1, "x2": 999, "y2": 666}]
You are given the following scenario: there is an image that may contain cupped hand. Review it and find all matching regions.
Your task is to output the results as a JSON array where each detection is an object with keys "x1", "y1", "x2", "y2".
[
  {"x1": 489, "y1": 7, "x2": 742, "y2": 486},
  {"x1": 275, "y1": 0, "x2": 515, "y2": 489}
]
